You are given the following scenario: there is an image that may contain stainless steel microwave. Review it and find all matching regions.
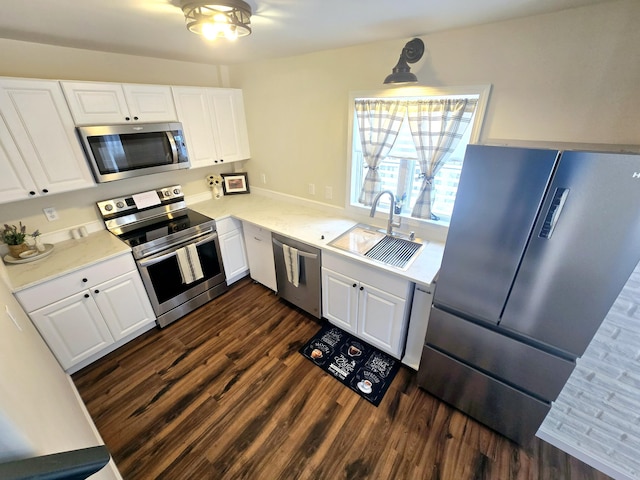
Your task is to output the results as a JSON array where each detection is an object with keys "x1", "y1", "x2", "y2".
[{"x1": 77, "y1": 122, "x2": 190, "y2": 183}]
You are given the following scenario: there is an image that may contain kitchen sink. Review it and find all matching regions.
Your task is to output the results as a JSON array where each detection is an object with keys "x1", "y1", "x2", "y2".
[{"x1": 328, "y1": 224, "x2": 424, "y2": 269}]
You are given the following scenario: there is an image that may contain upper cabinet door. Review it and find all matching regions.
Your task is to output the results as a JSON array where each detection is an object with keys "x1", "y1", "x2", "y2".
[
  {"x1": 208, "y1": 88, "x2": 251, "y2": 162},
  {"x1": 0, "y1": 78, "x2": 95, "y2": 199},
  {"x1": 172, "y1": 86, "x2": 219, "y2": 169},
  {"x1": 61, "y1": 81, "x2": 176, "y2": 125},
  {"x1": 0, "y1": 114, "x2": 38, "y2": 203},
  {"x1": 61, "y1": 81, "x2": 130, "y2": 124},
  {"x1": 173, "y1": 86, "x2": 251, "y2": 168},
  {"x1": 122, "y1": 84, "x2": 177, "y2": 123}
]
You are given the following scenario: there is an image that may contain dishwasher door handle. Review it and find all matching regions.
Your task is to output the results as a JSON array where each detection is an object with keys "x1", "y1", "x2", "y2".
[{"x1": 272, "y1": 238, "x2": 318, "y2": 260}]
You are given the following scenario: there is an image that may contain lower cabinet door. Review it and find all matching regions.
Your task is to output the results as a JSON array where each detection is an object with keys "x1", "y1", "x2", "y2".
[
  {"x1": 321, "y1": 267, "x2": 358, "y2": 334},
  {"x1": 219, "y1": 229, "x2": 249, "y2": 285},
  {"x1": 92, "y1": 271, "x2": 156, "y2": 341},
  {"x1": 358, "y1": 283, "x2": 406, "y2": 358},
  {"x1": 242, "y1": 222, "x2": 277, "y2": 291},
  {"x1": 30, "y1": 292, "x2": 114, "y2": 370}
]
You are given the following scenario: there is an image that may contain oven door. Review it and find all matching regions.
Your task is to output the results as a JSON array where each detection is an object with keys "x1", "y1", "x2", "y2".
[{"x1": 136, "y1": 231, "x2": 225, "y2": 319}]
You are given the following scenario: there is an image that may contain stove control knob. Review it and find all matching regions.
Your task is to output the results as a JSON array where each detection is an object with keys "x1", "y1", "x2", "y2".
[
  {"x1": 164, "y1": 190, "x2": 171, "y2": 198},
  {"x1": 104, "y1": 204, "x2": 113, "y2": 211},
  {"x1": 173, "y1": 188, "x2": 181, "y2": 195},
  {"x1": 116, "y1": 201, "x2": 125, "y2": 209}
]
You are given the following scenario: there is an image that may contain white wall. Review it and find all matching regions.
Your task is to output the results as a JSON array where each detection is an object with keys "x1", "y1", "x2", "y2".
[
  {"x1": 0, "y1": 38, "x2": 225, "y2": 86},
  {"x1": 0, "y1": 278, "x2": 120, "y2": 478},
  {"x1": 539, "y1": 263, "x2": 640, "y2": 480},
  {"x1": 231, "y1": 0, "x2": 640, "y2": 207}
]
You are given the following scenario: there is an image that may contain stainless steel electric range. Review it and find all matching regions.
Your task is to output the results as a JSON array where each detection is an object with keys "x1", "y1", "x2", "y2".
[{"x1": 97, "y1": 185, "x2": 228, "y2": 328}]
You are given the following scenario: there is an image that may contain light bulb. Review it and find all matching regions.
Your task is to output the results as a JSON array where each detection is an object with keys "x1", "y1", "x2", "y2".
[
  {"x1": 201, "y1": 22, "x2": 220, "y2": 40},
  {"x1": 225, "y1": 25, "x2": 238, "y2": 40},
  {"x1": 213, "y1": 13, "x2": 229, "y2": 23}
]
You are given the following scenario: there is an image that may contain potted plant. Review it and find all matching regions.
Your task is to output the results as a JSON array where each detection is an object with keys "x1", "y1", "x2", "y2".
[{"x1": 2, "y1": 222, "x2": 39, "y2": 258}]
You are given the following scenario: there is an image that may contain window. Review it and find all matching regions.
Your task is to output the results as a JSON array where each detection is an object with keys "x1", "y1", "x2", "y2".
[{"x1": 348, "y1": 85, "x2": 490, "y2": 225}]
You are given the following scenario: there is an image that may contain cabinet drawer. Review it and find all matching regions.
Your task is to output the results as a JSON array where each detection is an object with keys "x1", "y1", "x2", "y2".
[
  {"x1": 16, "y1": 254, "x2": 137, "y2": 312},
  {"x1": 216, "y1": 216, "x2": 242, "y2": 235},
  {"x1": 243, "y1": 221, "x2": 270, "y2": 241}
]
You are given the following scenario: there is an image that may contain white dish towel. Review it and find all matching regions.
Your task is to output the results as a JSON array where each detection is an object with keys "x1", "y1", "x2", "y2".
[
  {"x1": 176, "y1": 244, "x2": 205, "y2": 284},
  {"x1": 282, "y1": 244, "x2": 300, "y2": 287}
]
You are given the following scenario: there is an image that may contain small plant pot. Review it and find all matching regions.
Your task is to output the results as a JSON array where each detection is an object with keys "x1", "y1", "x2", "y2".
[{"x1": 8, "y1": 243, "x2": 30, "y2": 259}]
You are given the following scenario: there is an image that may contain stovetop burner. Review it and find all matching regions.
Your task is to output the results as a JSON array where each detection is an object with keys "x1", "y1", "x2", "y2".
[
  {"x1": 97, "y1": 185, "x2": 217, "y2": 259},
  {"x1": 117, "y1": 209, "x2": 214, "y2": 248}
]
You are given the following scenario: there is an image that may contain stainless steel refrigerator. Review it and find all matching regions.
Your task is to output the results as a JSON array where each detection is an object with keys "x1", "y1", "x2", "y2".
[{"x1": 417, "y1": 144, "x2": 640, "y2": 444}]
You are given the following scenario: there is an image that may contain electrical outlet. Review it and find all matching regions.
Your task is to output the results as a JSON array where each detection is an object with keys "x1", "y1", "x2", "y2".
[
  {"x1": 308, "y1": 183, "x2": 316, "y2": 195},
  {"x1": 325, "y1": 186, "x2": 333, "y2": 199},
  {"x1": 43, "y1": 207, "x2": 58, "y2": 222},
  {"x1": 261, "y1": 173, "x2": 267, "y2": 184}
]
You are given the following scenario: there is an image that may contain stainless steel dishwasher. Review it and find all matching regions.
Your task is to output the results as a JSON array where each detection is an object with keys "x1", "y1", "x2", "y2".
[{"x1": 272, "y1": 233, "x2": 321, "y2": 318}]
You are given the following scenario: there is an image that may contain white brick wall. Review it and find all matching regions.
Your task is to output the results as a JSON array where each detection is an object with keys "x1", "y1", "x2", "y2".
[{"x1": 539, "y1": 263, "x2": 640, "y2": 480}]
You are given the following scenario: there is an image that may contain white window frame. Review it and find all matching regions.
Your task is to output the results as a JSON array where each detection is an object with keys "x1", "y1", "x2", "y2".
[{"x1": 345, "y1": 84, "x2": 492, "y2": 227}]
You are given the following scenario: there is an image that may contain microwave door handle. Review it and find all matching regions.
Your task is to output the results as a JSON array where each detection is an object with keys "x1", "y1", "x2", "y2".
[{"x1": 166, "y1": 131, "x2": 179, "y2": 164}]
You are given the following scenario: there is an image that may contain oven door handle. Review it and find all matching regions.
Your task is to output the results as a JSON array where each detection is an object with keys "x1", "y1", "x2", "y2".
[
  {"x1": 137, "y1": 232, "x2": 217, "y2": 267},
  {"x1": 138, "y1": 227, "x2": 215, "y2": 258}
]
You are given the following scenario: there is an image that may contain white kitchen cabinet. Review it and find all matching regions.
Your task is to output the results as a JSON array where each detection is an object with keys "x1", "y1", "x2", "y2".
[
  {"x1": 0, "y1": 114, "x2": 36, "y2": 203},
  {"x1": 16, "y1": 254, "x2": 156, "y2": 372},
  {"x1": 217, "y1": 217, "x2": 249, "y2": 285},
  {"x1": 242, "y1": 221, "x2": 277, "y2": 291},
  {"x1": 0, "y1": 78, "x2": 95, "y2": 202},
  {"x1": 322, "y1": 267, "x2": 359, "y2": 333},
  {"x1": 61, "y1": 81, "x2": 177, "y2": 125},
  {"x1": 91, "y1": 271, "x2": 157, "y2": 340},
  {"x1": 322, "y1": 251, "x2": 413, "y2": 358},
  {"x1": 403, "y1": 283, "x2": 434, "y2": 370},
  {"x1": 208, "y1": 88, "x2": 250, "y2": 162},
  {"x1": 172, "y1": 86, "x2": 250, "y2": 168},
  {"x1": 28, "y1": 291, "x2": 115, "y2": 370}
]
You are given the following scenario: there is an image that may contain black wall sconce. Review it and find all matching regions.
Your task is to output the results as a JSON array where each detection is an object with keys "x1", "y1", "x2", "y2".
[{"x1": 383, "y1": 38, "x2": 425, "y2": 84}]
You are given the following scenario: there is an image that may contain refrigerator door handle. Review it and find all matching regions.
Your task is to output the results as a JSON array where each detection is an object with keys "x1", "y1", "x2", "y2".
[{"x1": 539, "y1": 188, "x2": 570, "y2": 239}]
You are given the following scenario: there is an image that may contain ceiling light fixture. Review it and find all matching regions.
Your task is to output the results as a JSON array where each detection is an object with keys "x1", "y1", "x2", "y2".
[
  {"x1": 180, "y1": 1, "x2": 252, "y2": 41},
  {"x1": 383, "y1": 38, "x2": 425, "y2": 84}
]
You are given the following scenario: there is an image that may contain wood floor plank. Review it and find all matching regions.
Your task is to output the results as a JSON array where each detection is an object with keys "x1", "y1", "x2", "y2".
[{"x1": 73, "y1": 278, "x2": 612, "y2": 480}]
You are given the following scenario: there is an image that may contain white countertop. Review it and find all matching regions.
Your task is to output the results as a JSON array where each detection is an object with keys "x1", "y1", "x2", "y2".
[
  {"x1": 4, "y1": 230, "x2": 132, "y2": 292},
  {"x1": 189, "y1": 194, "x2": 444, "y2": 286},
  {"x1": 3, "y1": 192, "x2": 444, "y2": 292}
]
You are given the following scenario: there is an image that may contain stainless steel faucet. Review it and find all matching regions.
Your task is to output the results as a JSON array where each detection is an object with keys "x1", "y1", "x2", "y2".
[{"x1": 370, "y1": 190, "x2": 401, "y2": 235}]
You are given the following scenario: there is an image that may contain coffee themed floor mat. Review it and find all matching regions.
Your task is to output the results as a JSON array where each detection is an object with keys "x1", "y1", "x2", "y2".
[{"x1": 299, "y1": 324, "x2": 400, "y2": 406}]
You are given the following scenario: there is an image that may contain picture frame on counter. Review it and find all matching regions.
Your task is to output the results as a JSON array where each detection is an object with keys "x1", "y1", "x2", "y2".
[{"x1": 221, "y1": 173, "x2": 250, "y2": 195}]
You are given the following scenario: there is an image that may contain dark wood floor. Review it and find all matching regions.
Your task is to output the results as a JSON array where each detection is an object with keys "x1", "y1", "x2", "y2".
[{"x1": 73, "y1": 278, "x2": 611, "y2": 480}]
